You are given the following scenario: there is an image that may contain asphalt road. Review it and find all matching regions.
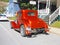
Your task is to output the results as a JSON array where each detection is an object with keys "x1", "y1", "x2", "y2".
[{"x1": 0, "y1": 22, "x2": 60, "y2": 45}]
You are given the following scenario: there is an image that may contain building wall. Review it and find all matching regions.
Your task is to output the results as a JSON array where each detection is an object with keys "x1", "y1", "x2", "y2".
[
  {"x1": 52, "y1": 0, "x2": 60, "y2": 8},
  {"x1": 57, "y1": 0, "x2": 60, "y2": 8},
  {"x1": 51, "y1": 0, "x2": 56, "y2": 2}
]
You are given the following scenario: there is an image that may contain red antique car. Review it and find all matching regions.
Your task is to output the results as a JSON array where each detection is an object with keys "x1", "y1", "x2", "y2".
[{"x1": 10, "y1": 10, "x2": 49, "y2": 37}]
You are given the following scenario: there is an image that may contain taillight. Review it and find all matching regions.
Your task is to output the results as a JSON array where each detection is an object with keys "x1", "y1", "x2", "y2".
[{"x1": 25, "y1": 30, "x2": 31, "y2": 35}]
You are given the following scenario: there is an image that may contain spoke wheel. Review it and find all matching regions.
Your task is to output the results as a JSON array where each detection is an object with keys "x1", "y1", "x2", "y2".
[{"x1": 20, "y1": 25, "x2": 26, "y2": 37}]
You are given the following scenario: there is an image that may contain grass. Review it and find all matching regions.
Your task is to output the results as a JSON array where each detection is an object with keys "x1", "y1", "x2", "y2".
[
  {"x1": 50, "y1": 21, "x2": 60, "y2": 28},
  {"x1": 8, "y1": 16, "x2": 17, "y2": 20}
]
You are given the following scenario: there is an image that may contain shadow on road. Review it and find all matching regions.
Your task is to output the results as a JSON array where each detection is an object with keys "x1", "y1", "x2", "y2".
[
  {"x1": 15, "y1": 30, "x2": 49, "y2": 38},
  {"x1": 0, "y1": 20, "x2": 9, "y2": 22}
]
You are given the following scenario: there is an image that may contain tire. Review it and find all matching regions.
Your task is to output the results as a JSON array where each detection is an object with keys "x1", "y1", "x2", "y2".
[
  {"x1": 42, "y1": 30, "x2": 46, "y2": 34},
  {"x1": 42, "y1": 28, "x2": 48, "y2": 35},
  {"x1": 40, "y1": 28, "x2": 46, "y2": 33},
  {"x1": 20, "y1": 25, "x2": 26, "y2": 37}
]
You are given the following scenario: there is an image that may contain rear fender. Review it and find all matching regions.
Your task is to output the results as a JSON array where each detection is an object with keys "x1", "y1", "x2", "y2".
[
  {"x1": 43, "y1": 22, "x2": 49, "y2": 32},
  {"x1": 39, "y1": 18, "x2": 49, "y2": 32},
  {"x1": 10, "y1": 21, "x2": 20, "y2": 29}
]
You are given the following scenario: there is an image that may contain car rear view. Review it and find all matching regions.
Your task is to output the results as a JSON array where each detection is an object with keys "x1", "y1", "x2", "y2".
[
  {"x1": 0, "y1": 14, "x2": 8, "y2": 21},
  {"x1": 10, "y1": 10, "x2": 49, "y2": 37}
]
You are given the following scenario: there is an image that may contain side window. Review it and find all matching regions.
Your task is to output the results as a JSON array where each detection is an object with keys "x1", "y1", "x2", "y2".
[{"x1": 28, "y1": 12, "x2": 35, "y2": 16}]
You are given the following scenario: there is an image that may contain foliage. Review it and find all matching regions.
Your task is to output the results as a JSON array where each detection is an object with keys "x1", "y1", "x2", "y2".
[
  {"x1": 0, "y1": 6, "x2": 5, "y2": 14},
  {"x1": 19, "y1": 1, "x2": 37, "y2": 10},
  {"x1": 0, "y1": 0, "x2": 9, "y2": 2}
]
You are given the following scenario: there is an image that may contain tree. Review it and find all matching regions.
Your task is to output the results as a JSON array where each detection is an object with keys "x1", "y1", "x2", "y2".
[
  {"x1": 0, "y1": 7, "x2": 5, "y2": 13},
  {"x1": 18, "y1": 0, "x2": 37, "y2": 10}
]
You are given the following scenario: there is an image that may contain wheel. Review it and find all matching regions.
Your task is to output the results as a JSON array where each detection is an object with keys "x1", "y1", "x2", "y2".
[
  {"x1": 20, "y1": 25, "x2": 26, "y2": 37},
  {"x1": 42, "y1": 30, "x2": 46, "y2": 34},
  {"x1": 39, "y1": 28, "x2": 46, "y2": 33},
  {"x1": 42, "y1": 28, "x2": 49, "y2": 35}
]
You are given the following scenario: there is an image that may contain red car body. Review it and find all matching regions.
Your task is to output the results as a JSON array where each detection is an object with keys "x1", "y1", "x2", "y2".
[{"x1": 10, "y1": 10, "x2": 49, "y2": 37}]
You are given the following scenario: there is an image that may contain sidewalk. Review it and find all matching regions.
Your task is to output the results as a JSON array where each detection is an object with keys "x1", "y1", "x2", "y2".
[{"x1": 49, "y1": 27, "x2": 60, "y2": 35}]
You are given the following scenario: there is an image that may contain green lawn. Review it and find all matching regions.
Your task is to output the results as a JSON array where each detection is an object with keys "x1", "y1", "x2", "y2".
[
  {"x1": 8, "y1": 16, "x2": 16, "y2": 20},
  {"x1": 50, "y1": 21, "x2": 60, "y2": 28}
]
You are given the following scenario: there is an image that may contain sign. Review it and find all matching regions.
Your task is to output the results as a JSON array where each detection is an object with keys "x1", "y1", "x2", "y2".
[
  {"x1": 29, "y1": 1, "x2": 36, "y2": 5},
  {"x1": 13, "y1": 0, "x2": 17, "y2": 2}
]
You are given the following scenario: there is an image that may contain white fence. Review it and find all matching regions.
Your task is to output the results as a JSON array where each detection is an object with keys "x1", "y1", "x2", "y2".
[{"x1": 49, "y1": 7, "x2": 60, "y2": 25}]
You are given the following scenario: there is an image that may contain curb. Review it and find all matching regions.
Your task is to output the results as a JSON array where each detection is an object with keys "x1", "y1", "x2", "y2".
[{"x1": 49, "y1": 27, "x2": 60, "y2": 35}]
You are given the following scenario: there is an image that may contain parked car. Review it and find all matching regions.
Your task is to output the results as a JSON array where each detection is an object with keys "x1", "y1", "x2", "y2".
[
  {"x1": 0, "y1": 14, "x2": 9, "y2": 21},
  {"x1": 10, "y1": 10, "x2": 49, "y2": 37}
]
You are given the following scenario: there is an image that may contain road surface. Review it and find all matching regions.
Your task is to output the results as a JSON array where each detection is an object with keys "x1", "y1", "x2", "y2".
[{"x1": 0, "y1": 22, "x2": 60, "y2": 45}]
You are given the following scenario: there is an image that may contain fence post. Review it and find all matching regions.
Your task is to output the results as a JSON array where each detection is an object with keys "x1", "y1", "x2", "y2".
[
  {"x1": 48, "y1": 15, "x2": 51, "y2": 25},
  {"x1": 58, "y1": 6, "x2": 60, "y2": 21}
]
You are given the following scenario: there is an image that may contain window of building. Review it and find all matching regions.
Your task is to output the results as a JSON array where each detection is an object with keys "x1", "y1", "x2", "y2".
[{"x1": 39, "y1": 2, "x2": 46, "y2": 9}]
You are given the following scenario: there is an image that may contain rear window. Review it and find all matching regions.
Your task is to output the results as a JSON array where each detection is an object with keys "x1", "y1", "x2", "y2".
[
  {"x1": 17, "y1": 11, "x2": 22, "y2": 16},
  {"x1": 28, "y1": 12, "x2": 35, "y2": 16}
]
